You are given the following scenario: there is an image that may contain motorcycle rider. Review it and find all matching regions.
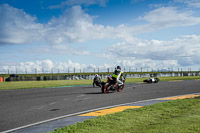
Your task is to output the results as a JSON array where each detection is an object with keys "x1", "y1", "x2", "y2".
[
  {"x1": 93, "y1": 74, "x2": 102, "y2": 87},
  {"x1": 112, "y1": 66, "x2": 124, "y2": 87}
]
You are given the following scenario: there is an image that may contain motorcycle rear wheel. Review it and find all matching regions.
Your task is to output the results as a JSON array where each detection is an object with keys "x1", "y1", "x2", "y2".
[{"x1": 102, "y1": 83, "x2": 109, "y2": 93}]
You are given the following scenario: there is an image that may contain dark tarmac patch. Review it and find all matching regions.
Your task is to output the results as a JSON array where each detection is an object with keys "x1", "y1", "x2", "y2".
[{"x1": 50, "y1": 109, "x2": 60, "y2": 112}]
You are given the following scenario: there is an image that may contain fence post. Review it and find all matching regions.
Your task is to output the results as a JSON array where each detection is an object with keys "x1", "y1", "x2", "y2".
[
  {"x1": 181, "y1": 68, "x2": 183, "y2": 76},
  {"x1": 51, "y1": 68, "x2": 53, "y2": 74},
  {"x1": 8, "y1": 69, "x2": 9, "y2": 74}
]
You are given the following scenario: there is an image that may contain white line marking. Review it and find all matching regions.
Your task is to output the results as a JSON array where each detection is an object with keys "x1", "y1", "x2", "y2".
[
  {"x1": 64, "y1": 98, "x2": 70, "y2": 101},
  {"x1": 2, "y1": 92, "x2": 200, "y2": 133},
  {"x1": 49, "y1": 102, "x2": 57, "y2": 105},
  {"x1": 26, "y1": 105, "x2": 46, "y2": 111}
]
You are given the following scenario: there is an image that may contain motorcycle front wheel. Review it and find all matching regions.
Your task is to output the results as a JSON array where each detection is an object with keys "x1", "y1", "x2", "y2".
[{"x1": 117, "y1": 84, "x2": 124, "y2": 92}]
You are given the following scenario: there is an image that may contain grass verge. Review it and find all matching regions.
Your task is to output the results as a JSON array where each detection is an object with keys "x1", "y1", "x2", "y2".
[
  {"x1": 50, "y1": 96, "x2": 200, "y2": 133},
  {"x1": 0, "y1": 76, "x2": 200, "y2": 90},
  {"x1": 0, "y1": 80, "x2": 93, "y2": 90}
]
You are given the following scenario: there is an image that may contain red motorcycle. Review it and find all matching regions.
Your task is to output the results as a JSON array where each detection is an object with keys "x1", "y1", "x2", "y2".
[{"x1": 101, "y1": 76, "x2": 125, "y2": 93}]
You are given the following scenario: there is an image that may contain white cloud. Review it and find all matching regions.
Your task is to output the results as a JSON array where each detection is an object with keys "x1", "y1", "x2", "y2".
[
  {"x1": 174, "y1": 0, "x2": 200, "y2": 8},
  {"x1": 1, "y1": 4, "x2": 200, "y2": 46},
  {"x1": 1, "y1": 59, "x2": 53, "y2": 73},
  {"x1": 34, "y1": 45, "x2": 90, "y2": 55},
  {"x1": 45, "y1": 6, "x2": 200, "y2": 43},
  {"x1": 115, "y1": 59, "x2": 178, "y2": 70},
  {"x1": 0, "y1": 59, "x2": 114, "y2": 73},
  {"x1": 0, "y1": 4, "x2": 44, "y2": 45},
  {"x1": 0, "y1": 5, "x2": 114, "y2": 45},
  {"x1": 136, "y1": 7, "x2": 200, "y2": 33},
  {"x1": 1, "y1": 4, "x2": 200, "y2": 70},
  {"x1": 105, "y1": 35, "x2": 200, "y2": 68},
  {"x1": 44, "y1": 6, "x2": 108, "y2": 45}
]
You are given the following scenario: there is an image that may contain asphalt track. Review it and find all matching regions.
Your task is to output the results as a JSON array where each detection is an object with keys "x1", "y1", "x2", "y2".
[{"x1": 0, "y1": 80, "x2": 200, "y2": 132}]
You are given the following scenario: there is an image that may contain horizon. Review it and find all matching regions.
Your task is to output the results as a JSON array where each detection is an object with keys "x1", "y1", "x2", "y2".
[{"x1": 0, "y1": 0, "x2": 200, "y2": 74}]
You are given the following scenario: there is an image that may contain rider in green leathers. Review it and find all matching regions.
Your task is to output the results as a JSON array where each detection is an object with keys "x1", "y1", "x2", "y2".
[{"x1": 112, "y1": 66, "x2": 124, "y2": 87}]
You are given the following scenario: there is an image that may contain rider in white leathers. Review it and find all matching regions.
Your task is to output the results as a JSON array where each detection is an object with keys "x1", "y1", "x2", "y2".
[{"x1": 93, "y1": 74, "x2": 102, "y2": 87}]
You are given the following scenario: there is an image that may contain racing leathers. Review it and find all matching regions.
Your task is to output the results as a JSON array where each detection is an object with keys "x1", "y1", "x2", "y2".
[
  {"x1": 112, "y1": 68, "x2": 124, "y2": 87},
  {"x1": 93, "y1": 74, "x2": 102, "y2": 87}
]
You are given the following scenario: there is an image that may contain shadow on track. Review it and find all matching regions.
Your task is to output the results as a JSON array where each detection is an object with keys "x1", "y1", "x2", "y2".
[{"x1": 85, "y1": 92, "x2": 103, "y2": 95}]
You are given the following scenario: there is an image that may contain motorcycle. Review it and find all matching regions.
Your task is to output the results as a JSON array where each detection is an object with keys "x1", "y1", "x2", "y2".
[
  {"x1": 93, "y1": 75, "x2": 102, "y2": 88},
  {"x1": 101, "y1": 76, "x2": 126, "y2": 93},
  {"x1": 143, "y1": 77, "x2": 159, "y2": 83},
  {"x1": 93, "y1": 79, "x2": 102, "y2": 88}
]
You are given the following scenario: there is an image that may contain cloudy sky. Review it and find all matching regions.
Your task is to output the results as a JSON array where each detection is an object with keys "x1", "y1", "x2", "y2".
[{"x1": 0, "y1": 0, "x2": 200, "y2": 73}]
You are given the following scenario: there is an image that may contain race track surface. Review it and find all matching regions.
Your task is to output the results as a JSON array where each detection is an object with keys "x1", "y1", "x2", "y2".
[{"x1": 0, "y1": 80, "x2": 200, "y2": 132}]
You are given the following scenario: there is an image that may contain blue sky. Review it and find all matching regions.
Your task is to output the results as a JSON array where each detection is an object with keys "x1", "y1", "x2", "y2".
[{"x1": 0, "y1": 0, "x2": 200, "y2": 73}]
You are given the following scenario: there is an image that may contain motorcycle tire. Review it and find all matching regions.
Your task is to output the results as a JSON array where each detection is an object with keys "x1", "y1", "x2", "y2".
[
  {"x1": 117, "y1": 84, "x2": 124, "y2": 92},
  {"x1": 102, "y1": 83, "x2": 109, "y2": 93}
]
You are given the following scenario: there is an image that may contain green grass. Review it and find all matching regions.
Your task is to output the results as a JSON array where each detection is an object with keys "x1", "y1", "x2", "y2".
[
  {"x1": 0, "y1": 76, "x2": 200, "y2": 90},
  {"x1": 125, "y1": 76, "x2": 200, "y2": 83},
  {"x1": 0, "y1": 80, "x2": 93, "y2": 90},
  {"x1": 125, "y1": 76, "x2": 200, "y2": 84},
  {"x1": 1, "y1": 71, "x2": 199, "y2": 79},
  {"x1": 50, "y1": 97, "x2": 200, "y2": 133}
]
